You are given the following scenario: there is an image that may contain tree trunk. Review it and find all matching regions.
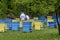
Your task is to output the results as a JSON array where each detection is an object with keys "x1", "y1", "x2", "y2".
[
  {"x1": 56, "y1": 8, "x2": 60, "y2": 35},
  {"x1": 58, "y1": 24, "x2": 60, "y2": 35}
]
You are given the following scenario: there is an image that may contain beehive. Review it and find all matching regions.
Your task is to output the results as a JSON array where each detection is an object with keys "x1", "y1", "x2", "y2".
[
  {"x1": 22, "y1": 21, "x2": 32, "y2": 32},
  {"x1": 6, "y1": 22, "x2": 12, "y2": 30},
  {"x1": 33, "y1": 17, "x2": 38, "y2": 21},
  {"x1": 12, "y1": 19, "x2": 18, "y2": 22},
  {"x1": 47, "y1": 19, "x2": 54, "y2": 27},
  {"x1": 47, "y1": 16, "x2": 52, "y2": 19},
  {"x1": 16, "y1": 18, "x2": 20, "y2": 21},
  {"x1": 47, "y1": 19, "x2": 54, "y2": 22},
  {"x1": 58, "y1": 18, "x2": 60, "y2": 24},
  {"x1": 12, "y1": 18, "x2": 20, "y2": 22},
  {"x1": 0, "y1": 23, "x2": 6, "y2": 32},
  {"x1": 20, "y1": 21, "x2": 22, "y2": 28},
  {"x1": 47, "y1": 22, "x2": 56, "y2": 28},
  {"x1": 34, "y1": 21, "x2": 43, "y2": 30},
  {"x1": 5, "y1": 18, "x2": 12, "y2": 23},
  {"x1": 11, "y1": 22, "x2": 20, "y2": 31}
]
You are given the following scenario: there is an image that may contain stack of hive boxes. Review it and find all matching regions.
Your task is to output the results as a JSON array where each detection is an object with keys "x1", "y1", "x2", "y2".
[{"x1": 47, "y1": 16, "x2": 56, "y2": 28}]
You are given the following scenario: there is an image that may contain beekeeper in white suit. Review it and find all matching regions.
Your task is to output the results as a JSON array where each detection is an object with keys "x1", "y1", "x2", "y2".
[
  {"x1": 20, "y1": 12, "x2": 26, "y2": 21},
  {"x1": 26, "y1": 15, "x2": 30, "y2": 20}
]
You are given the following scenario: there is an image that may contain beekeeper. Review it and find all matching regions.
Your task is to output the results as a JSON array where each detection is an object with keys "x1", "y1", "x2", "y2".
[
  {"x1": 26, "y1": 15, "x2": 30, "y2": 20},
  {"x1": 20, "y1": 12, "x2": 26, "y2": 21}
]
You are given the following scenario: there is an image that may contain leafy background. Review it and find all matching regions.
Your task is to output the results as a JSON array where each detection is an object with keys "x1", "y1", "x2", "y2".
[{"x1": 0, "y1": 0, "x2": 60, "y2": 18}]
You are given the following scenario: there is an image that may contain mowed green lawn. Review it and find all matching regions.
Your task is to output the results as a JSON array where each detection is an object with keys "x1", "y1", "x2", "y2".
[{"x1": 0, "y1": 27, "x2": 60, "y2": 40}]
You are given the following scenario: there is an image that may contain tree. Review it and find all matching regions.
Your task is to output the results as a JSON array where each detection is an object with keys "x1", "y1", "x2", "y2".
[
  {"x1": 0, "y1": 0, "x2": 59, "y2": 18},
  {"x1": 9, "y1": 0, "x2": 58, "y2": 17},
  {"x1": 0, "y1": 0, "x2": 7, "y2": 19},
  {"x1": 55, "y1": 0, "x2": 60, "y2": 35}
]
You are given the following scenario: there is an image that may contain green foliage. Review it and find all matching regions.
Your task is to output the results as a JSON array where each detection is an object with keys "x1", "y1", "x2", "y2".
[
  {"x1": 0, "y1": 0, "x2": 60, "y2": 18},
  {"x1": 0, "y1": 1, "x2": 7, "y2": 19},
  {"x1": 10, "y1": 0, "x2": 59, "y2": 17}
]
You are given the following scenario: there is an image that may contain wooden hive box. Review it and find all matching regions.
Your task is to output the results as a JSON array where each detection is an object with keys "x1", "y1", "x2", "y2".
[
  {"x1": 0, "y1": 23, "x2": 6, "y2": 32},
  {"x1": 34, "y1": 21, "x2": 43, "y2": 30}
]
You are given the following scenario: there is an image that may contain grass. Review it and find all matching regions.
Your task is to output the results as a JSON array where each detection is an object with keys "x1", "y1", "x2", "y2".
[{"x1": 0, "y1": 27, "x2": 60, "y2": 40}]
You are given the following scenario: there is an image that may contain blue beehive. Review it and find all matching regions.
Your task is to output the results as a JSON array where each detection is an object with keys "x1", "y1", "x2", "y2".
[
  {"x1": 5, "y1": 18, "x2": 12, "y2": 30},
  {"x1": 5, "y1": 18, "x2": 12, "y2": 23},
  {"x1": 38, "y1": 16, "x2": 46, "y2": 25},
  {"x1": 12, "y1": 22, "x2": 20, "y2": 31},
  {"x1": 58, "y1": 18, "x2": 60, "y2": 24},
  {"x1": 0, "y1": 20, "x2": 5, "y2": 23},
  {"x1": 53, "y1": 16, "x2": 57, "y2": 21},
  {"x1": 48, "y1": 22, "x2": 56, "y2": 28},
  {"x1": 22, "y1": 21, "x2": 32, "y2": 32},
  {"x1": 53, "y1": 16, "x2": 56, "y2": 20},
  {"x1": 7, "y1": 22, "x2": 12, "y2": 30},
  {"x1": 38, "y1": 16, "x2": 45, "y2": 20}
]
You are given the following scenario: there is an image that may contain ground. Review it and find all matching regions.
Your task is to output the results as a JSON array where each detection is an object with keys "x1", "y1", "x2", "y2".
[{"x1": 0, "y1": 27, "x2": 60, "y2": 40}]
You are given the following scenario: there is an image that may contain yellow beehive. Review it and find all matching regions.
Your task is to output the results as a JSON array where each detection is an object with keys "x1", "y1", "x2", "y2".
[
  {"x1": 33, "y1": 17, "x2": 38, "y2": 21},
  {"x1": 0, "y1": 23, "x2": 6, "y2": 32},
  {"x1": 47, "y1": 19, "x2": 54, "y2": 22},
  {"x1": 12, "y1": 19, "x2": 18, "y2": 22},
  {"x1": 12, "y1": 18, "x2": 20, "y2": 22},
  {"x1": 47, "y1": 16, "x2": 52, "y2": 19},
  {"x1": 34, "y1": 21, "x2": 42, "y2": 30},
  {"x1": 12, "y1": 20, "x2": 17, "y2": 22},
  {"x1": 20, "y1": 21, "x2": 22, "y2": 28},
  {"x1": 16, "y1": 18, "x2": 20, "y2": 21}
]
